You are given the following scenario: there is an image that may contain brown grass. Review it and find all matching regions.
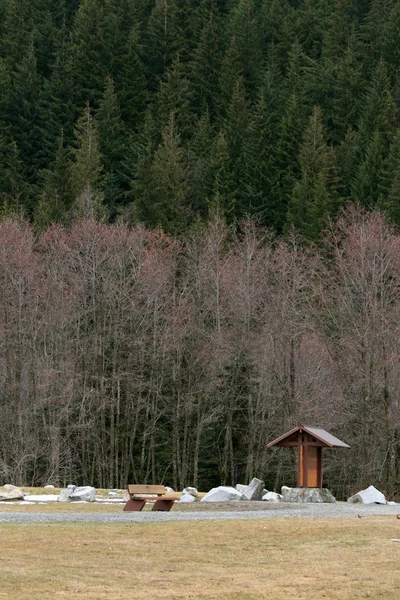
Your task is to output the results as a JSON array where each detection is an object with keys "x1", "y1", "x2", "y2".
[{"x1": 0, "y1": 516, "x2": 399, "y2": 599}]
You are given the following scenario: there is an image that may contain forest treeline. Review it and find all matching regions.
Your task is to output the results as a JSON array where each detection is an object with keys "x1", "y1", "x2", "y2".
[
  {"x1": 1, "y1": 0, "x2": 400, "y2": 238},
  {"x1": 1, "y1": 209, "x2": 400, "y2": 497}
]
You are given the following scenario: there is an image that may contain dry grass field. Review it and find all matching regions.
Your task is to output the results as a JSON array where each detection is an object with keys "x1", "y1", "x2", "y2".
[{"x1": 0, "y1": 515, "x2": 399, "y2": 599}]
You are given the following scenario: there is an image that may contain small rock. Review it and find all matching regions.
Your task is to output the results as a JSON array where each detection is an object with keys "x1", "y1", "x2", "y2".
[
  {"x1": 262, "y1": 491, "x2": 282, "y2": 503},
  {"x1": 387, "y1": 501, "x2": 397, "y2": 506},
  {"x1": 235, "y1": 484, "x2": 248, "y2": 493},
  {"x1": 182, "y1": 487, "x2": 198, "y2": 498},
  {"x1": 107, "y1": 489, "x2": 122, "y2": 497},
  {"x1": 44, "y1": 485, "x2": 55, "y2": 489},
  {"x1": 201, "y1": 486, "x2": 244, "y2": 502},
  {"x1": 165, "y1": 486, "x2": 175, "y2": 493},
  {"x1": 0, "y1": 484, "x2": 25, "y2": 501}
]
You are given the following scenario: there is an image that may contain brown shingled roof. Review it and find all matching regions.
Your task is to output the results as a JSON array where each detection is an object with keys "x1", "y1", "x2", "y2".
[{"x1": 267, "y1": 425, "x2": 350, "y2": 448}]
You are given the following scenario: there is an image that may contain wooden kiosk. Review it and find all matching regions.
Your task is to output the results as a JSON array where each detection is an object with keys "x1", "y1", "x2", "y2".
[{"x1": 267, "y1": 425, "x2": 350, "y2": 488}]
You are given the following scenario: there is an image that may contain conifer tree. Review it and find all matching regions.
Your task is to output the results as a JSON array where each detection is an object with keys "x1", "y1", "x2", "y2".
[
  {"x1": 187, "y1": 111, "x2": 214, "y2": 217},
  {"x1": 209, "y1": 131, "x2": 236, "y2": 222},
  {"x1": 0, "y1": 0, "x2": 33, "y2": 71},
  {"x1": 136, "y1": 113, "x2": 188, "y2": 233},
  {"x1": 191, "y1": 11, "x2": 223, "y2": 117},
  {"x1": 218, "y1": 37, "x2": 243, "y2": 119},
  {"x1": 156, "y1": 58, "x2": 193, "y2": 140},
  {"x1": 115, "y1": 26, "x2": 148, "y2": 131},
  {"x1": 97, "y1": 78, "x2": 128, "y2": 214},
  {"x1": 9, "y1": 42, "x2": 41, "y2": 209},
  {"x1": 69, "y1": 0, "x2": 109, "y2": 108},
  {"x1": 242, "y1": 58, "x2": 283, "y2": 227},
  {"x1": 35, "y1": 131, "x2": 72, "y2": 226},
  {"x1": 378, "y1": 130, "x2": 400, "y2": 223},
  {"x1": 69, "y1": 103, "x2": 106, "y2": 220},
  {"x1": 0, "y1": 138, "x2": 27, "y2": 215},
  {"x1": 286, "y1": 106, "x2": 340, "y2": 241},
  {"x1": 226, "y1": 0, "x2": 262, "y2": 94},
  {"x1": 37, "y1": 22, "x2": 76, "y2": 166}
]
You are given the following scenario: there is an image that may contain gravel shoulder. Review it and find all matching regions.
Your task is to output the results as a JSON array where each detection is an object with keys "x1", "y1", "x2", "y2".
[{"x1": 0, "y1": 501, "x2": 399, "y2": 523}]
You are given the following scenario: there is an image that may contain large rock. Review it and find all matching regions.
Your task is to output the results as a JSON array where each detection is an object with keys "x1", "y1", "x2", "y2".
[
  {"x1": 0, "y1": 484, "x2": 24, "y2": 501},
  {"x1": 69, "y1": 486, "x2": 96, "y2": 502},
  {"x1": 347, "y1": 485, "x2": 386, "y2": 505},
  {"x1": 262, "y1": 491, "x2": 282, "y2": 503},
  {"x1": 182, "y1": 487, "x2": 198, "y2": 498},
  {"x1": 58, "y1": 485, "x2": 96, "y2": 502},
  {"x1": 281, "y1": 487, "x2": 336, "y2": 503},
  {"x1": 201, "y1": 486, "x2": 244, "y2": 502},
  {"x1": 243, "y1": 478, "x2": 265, "y2": 501},
  {"x1": 58, "y1": 486, "x2": 76, "y2": 502}
]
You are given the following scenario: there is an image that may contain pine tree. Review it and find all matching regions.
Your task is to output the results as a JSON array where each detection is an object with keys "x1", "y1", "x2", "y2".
[
  {"x1": 187, "y1": 111, "x2": 214, "y2": 217},
  {"x1": 97, "y1": 78, "x2": 129, "y2": 215},
  {"x1": 9, "y1": 42, "x2": 41, "y2": 210},
  {"x1": 209, "y1": 131, "x2": 236, "y2": 222},
  {"x1": 35, "y1": 131, "x2": 72, "y2": 226},
  {"x1": 136, "y1": 113, "x2": 188, "y2": 233},
  {"x1": 115, "y1": 26, "x2": 148, "y2": 131},
  {"x1": 0, "y1": 0, "x2": 33, "y2": 71},
  {"x1": 286, "y1": 106, "x2": 340, "y2": 241},
  {"x1": 241, "y1": 58, "x2": 283, "y2": 227},
  {"x1": 218, "y1": 37, "x2": 243, "y2": 120},
  {"x1": 191, "y1": 10, "x2": 223, "y2": 117},
  {"x1": 378, "y1": 130, "x2": 400, "y2": 223},
  {"x1": 156, "y1": 58, "x2": 193, "y2": 140},
  {"x1": 223, "y1": 77, "x2": 248, "y2": 217},
  {"x1": 69, "y1": 103, "x2": 106, "y2": 220},
  {"x1": 69, "y1": 0, "x2": 109, "y2": 108},
  {"x1": 226, "y1": 0, "x2": 263, "y2": 94},
  {"x1": 0, "y1": 137, "x2": 27, "y2": 215},
  {"x1": 37, "y1": 22, "x2": 76, "y2": 166}
]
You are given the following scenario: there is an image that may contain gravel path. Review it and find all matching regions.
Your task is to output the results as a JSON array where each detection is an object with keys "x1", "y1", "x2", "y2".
[{"x1": 0, "y1": 502, "x2": 399, "y2": 524}]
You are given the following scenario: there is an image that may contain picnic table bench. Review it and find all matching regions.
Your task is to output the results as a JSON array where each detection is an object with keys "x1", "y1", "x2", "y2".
[{"x1": 123, "y1": 484, "x2": 180, "y2": 512}]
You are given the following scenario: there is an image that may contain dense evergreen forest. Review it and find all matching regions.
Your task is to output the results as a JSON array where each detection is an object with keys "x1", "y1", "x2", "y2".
[
  {"x1": 1, "y1": 0, "x2": 400, "y2": 237},
  {"x1": 2, "y1": 0, "x2": 400, "y2": 497}
]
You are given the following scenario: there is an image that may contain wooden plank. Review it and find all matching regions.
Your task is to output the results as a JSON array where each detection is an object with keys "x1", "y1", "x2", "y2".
[
  {"x1": 307, "y1": 446, "x2": 319, "y2": 487},
  {"x1": 298, "y1": 444, "x2": 304, "y2": 487},
  {"x1": 127, "y1": 484, "x2": 166, "y2": 495}
]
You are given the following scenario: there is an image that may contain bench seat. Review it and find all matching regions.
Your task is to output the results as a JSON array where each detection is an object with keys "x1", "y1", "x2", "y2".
[{"x1": 123, "y1": 485, "x2": 179, "y2": 512}]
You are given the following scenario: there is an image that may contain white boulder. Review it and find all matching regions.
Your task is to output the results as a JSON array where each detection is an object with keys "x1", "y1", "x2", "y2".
[
  {"x1": 0, "y1": 484, "x2": 24, "y2": 501},
  {"x1": 262, "y1": 491, "x2": 282, "y2": 503},
  {"x1": 179, "y1": 493, "x2": 196, "y2": 503},
  {"x1": 69, "y1": 486, "x2": 96, "y2": 502},
  {"x1": 58, "y1": 485, "x2": 96, "y2": 502},
  {"x1": 347, "y1": 485, "x2": 386, "y2": 505},
  {"x1": 201, "y1": 486, "x2": 244, "y2": 502},
  {"x1": 243, "y1": 478, "x2": 265, "y2": 501}
]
